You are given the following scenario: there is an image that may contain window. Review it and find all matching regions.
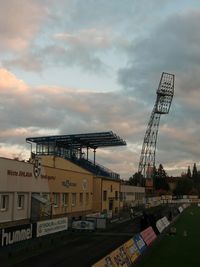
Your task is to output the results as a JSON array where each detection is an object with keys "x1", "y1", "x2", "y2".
[
  {"x1": 86, "y1": 193, "x2": 89, "y2": 205},
  {"x1": 1, "y1": 195, "x2": 9, "y2": 211},
  {"x1": 79, "y1": 193, "x2": 83, "y2": 205},
  {"x1": 62, "y1": 193, "x2": 69, "y2": 206},
  {"x1": 115, "y1": 191, "x2": 118, "y2": 200},
  {"x1": 72, "y1": 193, "x2": 76, "y2": 206},
  {"x1": 17, "y1": 194, "x2": 25, "y2": 209},
  {"x1": 103, "y1": 191, "x2": 107, "y2": 201},
  {"x1": 110, "y1": 185, "x2": 113, "y2": 192},
  {"x1": 53, "y1": 193, "x2": 59, "y2": 207}
]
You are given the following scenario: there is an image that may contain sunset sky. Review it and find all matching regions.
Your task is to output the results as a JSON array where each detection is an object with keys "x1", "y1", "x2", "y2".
[{"x1": 1, "y1": 0, "x2": 200, "y2": 179}]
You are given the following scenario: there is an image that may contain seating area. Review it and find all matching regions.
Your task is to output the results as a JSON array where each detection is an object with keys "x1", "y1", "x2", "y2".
[{"x1": 68, "y1": 157, "x2": 120, "y2": 180}]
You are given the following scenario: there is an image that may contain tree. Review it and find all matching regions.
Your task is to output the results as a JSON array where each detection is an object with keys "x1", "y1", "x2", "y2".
[
  {"x1": 157, "y1": 164, "x2": 167, "y2": 179},
  {"x1": 174, "y1": 177, "x2": 193, "y2": 196},
  {"x1": 187, "y1": 166, "x2": 191, "y2": 178},
  {"x1": 192, "y1": 163, "x2": 200, "y2": 184},
  {"x1": 128, "y1": 172, "x2": 143, "y2": 186},
  {"x1": 154, "y1": 164, "x2": 169, "y2": 191},
  {"x1": 154, "y1": 177, "x2": 169, "y2": 191}
]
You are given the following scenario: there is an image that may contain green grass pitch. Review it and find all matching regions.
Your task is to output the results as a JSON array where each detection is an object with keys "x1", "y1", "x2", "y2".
[{"x1": 139, "y1": 205, "x2": 200, "y2": 267}]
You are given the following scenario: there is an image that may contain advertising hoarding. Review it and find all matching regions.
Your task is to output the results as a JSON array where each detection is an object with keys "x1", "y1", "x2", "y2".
[
  {"x1": 123, "y1": 238, "x2": 140, "y2": 264},
  {"x1": 0, "y1": 224, "x2": 33, "y2": 247},
  {"x1": 133, "y1": 233, "x2": 146, "y2": 253},
  {"x1": 72, "y1": 220, "x2": 95, "y2": 231},
  {"x1": 140, "y1": 226, "x2": 157, "y2": 246},
  {"x1": 37, "y1": 217, "x2": 68, "y2": 237}
]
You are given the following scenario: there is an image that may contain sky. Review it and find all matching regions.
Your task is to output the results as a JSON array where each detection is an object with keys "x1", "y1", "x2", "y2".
[{"x1": 0, "y1": 0, "x2": 200, "y2": 179}]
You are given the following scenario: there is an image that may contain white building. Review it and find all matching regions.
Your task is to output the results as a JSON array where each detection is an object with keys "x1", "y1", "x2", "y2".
[
  {"x1": 0, "y1": 157, "x2": 49, "y2": 225},
  {"x1": 120, "y1": 185, "x2": 145, "y2": 208},
  {"x1": 0, "y1": 155, "x2": 94, "y2": 227}
]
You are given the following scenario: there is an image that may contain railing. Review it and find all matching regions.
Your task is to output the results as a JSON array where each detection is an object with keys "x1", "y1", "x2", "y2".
[
  {"x1": 68, "y1": 157, "x2": 120, "y2": 180},
  {"x1": 35, "y1": 151, "x2": 120, "y2": 180}
]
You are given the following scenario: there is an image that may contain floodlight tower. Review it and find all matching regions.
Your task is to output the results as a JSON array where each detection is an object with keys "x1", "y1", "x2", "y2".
[{"x1": 138, "y1": 72, "x2": 175, "y2": 179}]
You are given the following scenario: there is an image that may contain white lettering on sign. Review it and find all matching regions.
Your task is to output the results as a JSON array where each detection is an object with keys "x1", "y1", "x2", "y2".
[{"x1": 1, "y1": 225, "x2": 32, "y2": 247}]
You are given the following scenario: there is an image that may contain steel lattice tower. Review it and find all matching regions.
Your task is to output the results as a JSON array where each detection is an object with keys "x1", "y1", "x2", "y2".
[{"x1": 138, "y1": 72, "x2": 175, "y2": 178}]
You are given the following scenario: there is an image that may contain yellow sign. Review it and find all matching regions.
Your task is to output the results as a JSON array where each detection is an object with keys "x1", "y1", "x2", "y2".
[
  {"x1": 92, "y1": 245, "x2": 132, "y2": 267},
  {"x1": 123, "y1": 238, "x2": 140, "y2": 263}
]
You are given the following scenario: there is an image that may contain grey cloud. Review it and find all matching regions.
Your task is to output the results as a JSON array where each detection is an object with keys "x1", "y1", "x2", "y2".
[
  {"x1": 118, "y1": 10, "x2": 200, "y2": 98},
  {"x1": 0, "y1": 74, "x2": 148, "y2": 178},
  {"x1": 1, "y1": 0, "x2": 174, "y2": 73},
  {"x1": 3, "y1": 44, "x2": 108, "y2": 74},
  {"x1": 0, "y1": 0, "x2": 49, "y2": 51}
]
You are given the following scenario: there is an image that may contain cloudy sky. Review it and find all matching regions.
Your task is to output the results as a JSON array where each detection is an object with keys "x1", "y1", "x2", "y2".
[{"x1": 0, "y1": 0, "x2": 200, "y2": 179}]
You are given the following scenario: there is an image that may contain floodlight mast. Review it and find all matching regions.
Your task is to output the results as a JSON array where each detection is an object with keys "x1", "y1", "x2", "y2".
[{"x1": 138, "y1": 72, "x2": 175, "y2": 180}]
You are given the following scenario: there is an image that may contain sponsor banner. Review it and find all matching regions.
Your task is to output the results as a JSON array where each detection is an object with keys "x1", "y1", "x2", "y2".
[
  {"x1": 156, "y1": 219, "x2": 165, "y2": 233},
  {"x1": 72, "y1": 220, "x2": 95, "y2": 230},
  {"x1": 156, "y1": 216, "x2": 170, "y2": 233},
  {"x1": 140, "y1": 226, "x2": 157, "y2": 246},
  {"x1": 91, "y1": 254, "x2": 115, "y2": 267},
  {"x1": 133, "y1": 233, "x2": 146, "y2": 253},
  {"x1": 178, "y1": 206, "x2": 183, "y2": 213},
  {"x1": 37, "y1": 217, "x2": 68, "y2": 237},
  {"x1": 91, "y1": 245, "x2": 132, "y2": 267},
  {"x1": 0, "y1": 224, "x2": 33, "y2": 247},
  {"x1": 107, "y1": 210, "x2": 113, "y2": 219},
  {"x1": 123, "y1": 238, "x2": 140, "y2": 264},
  {"x1": 110, "y1": 246, "x2": 132, "y2": 267},
  {"x1": 161, "y1": 216, "x2": 170, "y2": 228}
]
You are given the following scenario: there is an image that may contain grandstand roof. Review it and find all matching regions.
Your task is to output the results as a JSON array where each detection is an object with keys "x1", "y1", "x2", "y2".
[{"x1": 26, "y1": 131, "x2": 126, "y2": 149}]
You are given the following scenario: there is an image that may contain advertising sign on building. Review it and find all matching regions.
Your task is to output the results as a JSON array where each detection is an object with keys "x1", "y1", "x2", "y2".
[
  {"x1": 37, "y1": 217, "x2": 68, "y2": 237},
  {"x1": 0, "y1": 224, "x2": 33, "y2": 247}
]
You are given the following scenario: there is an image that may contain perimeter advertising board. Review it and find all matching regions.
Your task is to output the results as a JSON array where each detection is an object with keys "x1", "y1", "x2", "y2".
[
  {"x1": 71, "y1": 220, "x2": 95, "y2": 231},
  {"x1": 161, "y1": 216, "x2": 170, "y2": 228},
  {"x1": 0, "y1": 224, "x2": 33, "y2": 247},
  {"x1": 156, "y1": 219, "x2": 165, "y2": 233},
  {"x1": 140, "y1": 226, "x2": 157, "y2": 246},
  {"x1": 92, "y1": 245, "x2": 132, "y2": 267},
  {"x1": 133, "y1": 233, "x2": 146, "y2": 253},
  {"x1": 123, "y1": 238, "x2": 140, "y2": 264},
  {"x1": 37, "y1": 217, "x2": 68, "y2": 237},
  {"x1": 178, "y1": 206, "x2": 183, "y2": 213},
  {"x1": 91, "y1": 255, "x2": 115, "y2": 267}
]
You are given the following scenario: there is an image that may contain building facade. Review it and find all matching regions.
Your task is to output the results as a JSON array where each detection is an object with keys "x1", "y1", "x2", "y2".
[
  {"x1": 120, "y1": 185, "x2": 145, "y2": 208},
  {"x1": 0, "y1": 156, "x2": 93, "y2": 226},
  {"x1": 93, "y1": 176, "x2": 121, "y2": 217}
]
